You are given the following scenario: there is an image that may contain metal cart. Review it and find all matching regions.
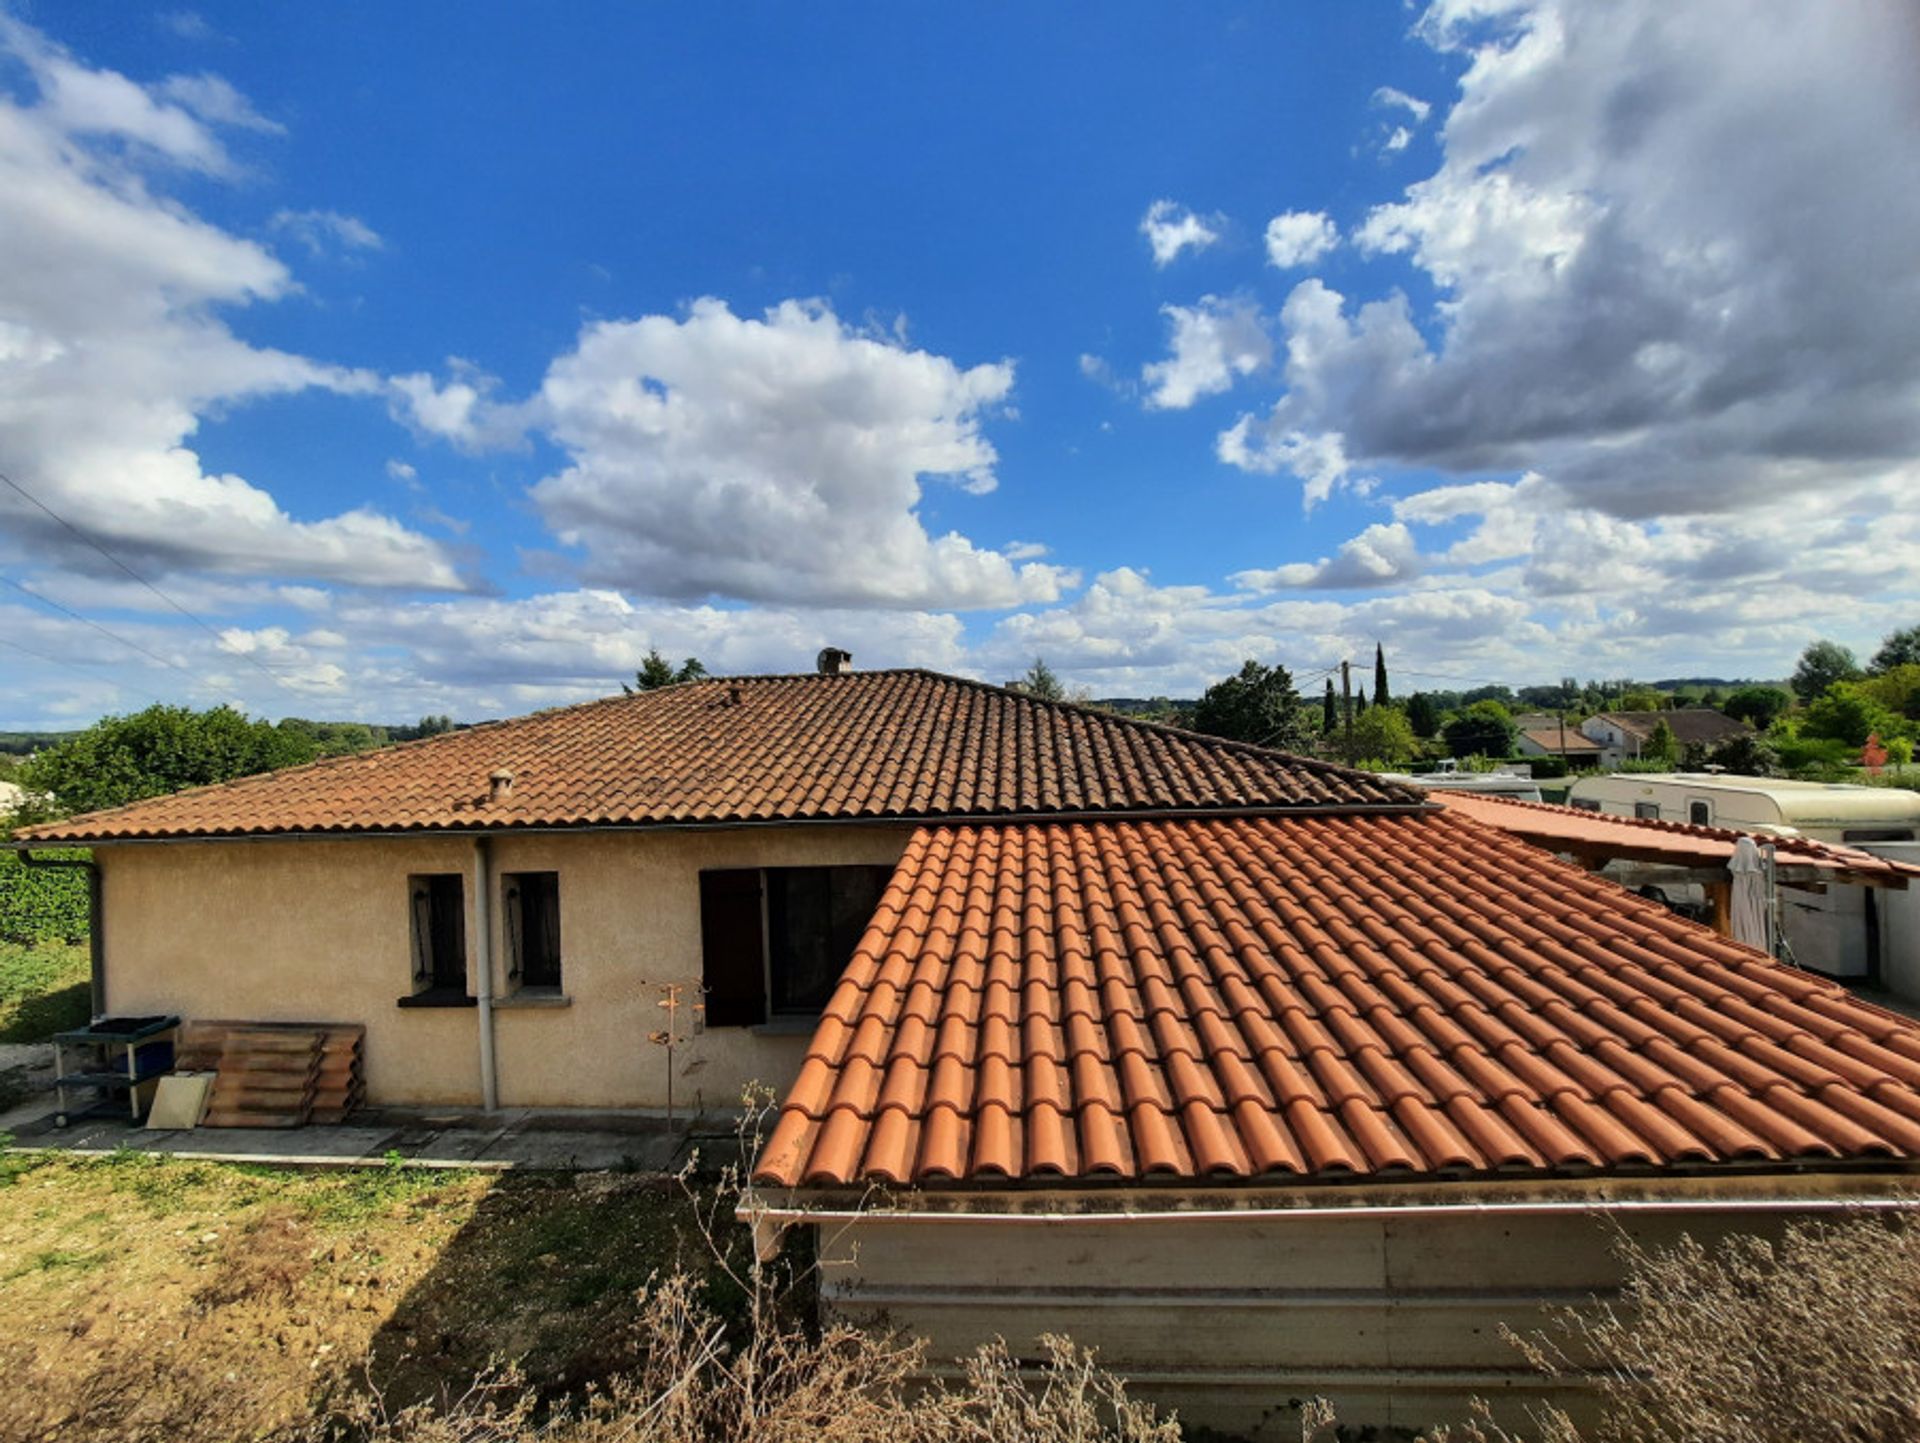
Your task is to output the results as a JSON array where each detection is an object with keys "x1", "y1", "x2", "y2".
[{"x1": 50, "y1": 1015, "x2": 181, "y2": 1127}]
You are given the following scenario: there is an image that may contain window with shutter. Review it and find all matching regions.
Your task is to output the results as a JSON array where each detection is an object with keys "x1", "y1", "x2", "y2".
[
  {"x1": 700, "y1": 868, "x2": 766, "y2": 1025},
  {"x1": 405, "y1": 873, "x2": 468, "y2": 1000},
  {"x1": 504, "y1": 871, "x2": 562, "y2": 990},
  {"x1": 699, "y1": 864, "x2": 893, "y2": 1025}
]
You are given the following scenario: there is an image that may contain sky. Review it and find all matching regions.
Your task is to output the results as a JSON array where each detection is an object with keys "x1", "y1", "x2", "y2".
[{"x1": 1, "y1": 1, "x2": 1918, "y2": 729}]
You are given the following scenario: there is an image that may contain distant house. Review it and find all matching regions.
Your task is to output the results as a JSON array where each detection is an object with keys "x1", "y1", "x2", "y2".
[
  {"x1": 17, "y1": 665, "x2": 1920, "y2": 1431},
  {"x1": 1580, "y1": 707, "x2": 1750, "y2": 767},
  {"x1": 1514, "y1": 725, "x2": 1605, "y2": 764}
]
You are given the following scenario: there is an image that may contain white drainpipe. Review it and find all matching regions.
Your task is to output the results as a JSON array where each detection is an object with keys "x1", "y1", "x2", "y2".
[{"x1": 473, "y1": 836, "x2": 498, "y2": 1111}]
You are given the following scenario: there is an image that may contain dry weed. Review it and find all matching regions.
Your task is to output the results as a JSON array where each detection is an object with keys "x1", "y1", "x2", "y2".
[
  {"x1": 1512, "y1": 1211, "x2": 1920, "y2": 1443},
  {"x1": 194, "y1": 1204, "x2": 315, "y2": 1308}
]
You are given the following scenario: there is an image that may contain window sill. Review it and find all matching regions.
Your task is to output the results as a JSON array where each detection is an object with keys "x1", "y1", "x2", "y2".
[
  {"x1": 397, "y1": 989, "x2": 477, "y2": 1009},
  {"x1": 750, "y1": 1016, "x2": 821, "y2": 1037},
  {"x1": 495, "y1": 991, "x2": 571, "y2": 1009}
]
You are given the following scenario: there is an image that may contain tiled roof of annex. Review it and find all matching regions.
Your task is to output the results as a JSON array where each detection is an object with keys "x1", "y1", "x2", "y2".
[
  {"x1": 754, "y1": 810, "x2": 1920, "y2": 1189},
  {"x1": 16, "y1": 670, "x2": 1421, "y2": 843},
  {"x1": 1426, "y1": 789, "x2": 1919, "y2": 884}
]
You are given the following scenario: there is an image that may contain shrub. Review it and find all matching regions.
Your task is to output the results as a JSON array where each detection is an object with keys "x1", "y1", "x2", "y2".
[
  {"x1": 1512, "y1": 1213, "x2": 1920, "y2": 1443},
  {"x1": 0, "y1": 850, "x2": 89, "y2": 943}
]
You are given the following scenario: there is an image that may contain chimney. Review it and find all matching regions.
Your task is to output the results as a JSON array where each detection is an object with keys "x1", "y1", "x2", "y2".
[
  {"x1": 488, "y1": 768, "x2": 515, "y2": 804},
  {"x1": 816, "y1": 646, "x2": 853, "y2": 676}
]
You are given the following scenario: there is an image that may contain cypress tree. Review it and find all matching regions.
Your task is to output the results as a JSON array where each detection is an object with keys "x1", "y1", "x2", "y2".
[
  {"x1": 1323, "y1": 678, "x2": 1337, "y2": 734},
  {"x1": 1373, "y1": 642, "x2": 1390, "y2": 707}
]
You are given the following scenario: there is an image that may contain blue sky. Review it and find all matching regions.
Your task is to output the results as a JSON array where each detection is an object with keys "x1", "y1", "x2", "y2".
[{"x1": 2, "y1": 3, "x2": 1918, "y2": 727}]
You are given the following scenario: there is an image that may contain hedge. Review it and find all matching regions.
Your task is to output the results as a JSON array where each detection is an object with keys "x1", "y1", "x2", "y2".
[{"x1": 0, "y1": 850, "x2": 91, "y2": 944}]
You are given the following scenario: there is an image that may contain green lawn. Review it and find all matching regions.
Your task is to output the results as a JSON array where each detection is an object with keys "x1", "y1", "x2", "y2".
[{"x1": 0, "y1": 939, "x2": 91, "y2": 1044}]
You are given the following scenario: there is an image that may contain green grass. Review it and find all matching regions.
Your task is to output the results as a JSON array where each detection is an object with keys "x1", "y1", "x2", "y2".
[{"x1": 0, "y1": 938, "x2": 90, "y2": 1043}]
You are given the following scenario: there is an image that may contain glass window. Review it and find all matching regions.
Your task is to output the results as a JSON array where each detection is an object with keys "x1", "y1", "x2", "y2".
[
  {"x1": 1634, "y1": 802, "x2": 1661, "y2": 820},
  {"x1": 700, "y1": 864, "x2": 893, "y2": 1023},
  {"x1": 408, "y1": 874, "x2": 467, "y2": 994},
  {"x1": 765, "y1": 866, "x2": 893, "y2": 1015},
  {"x1": 505, "y1": 871, "x2": 562, "y2": 990},
  {"x1": 1688, "y1": 801, "x2": 1712, "y2": 826}
]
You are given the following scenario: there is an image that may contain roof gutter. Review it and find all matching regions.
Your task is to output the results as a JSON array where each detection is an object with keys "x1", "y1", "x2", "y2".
[
  {"x1": 5, "y1": 799, "x2": 1443, "y2": 849},
  {"x1": 15, "y1": 849, "x2": 104, "y2": 1021},
  {"x1": 739, "y1": 1190, "x2": 1920, "y2": 1235}
]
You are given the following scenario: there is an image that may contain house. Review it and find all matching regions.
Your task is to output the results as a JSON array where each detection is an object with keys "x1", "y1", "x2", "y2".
[
  {"x1": 18, "y1": 664, "x2": 1920, "y2": 1431},
  {"x1": 11, "y1": 666, "x2": 1405, "y2": 1114},
  {"x1": 1579, "y1": 708, "x2": 1750, "y2": 768},
  {"x1": 1513, "y1": 725, "x2": 1605, "y2": 765}
]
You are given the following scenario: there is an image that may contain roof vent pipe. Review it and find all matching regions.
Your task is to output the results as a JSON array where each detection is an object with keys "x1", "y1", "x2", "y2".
[
  {"x1": 817, "y1": 647, "x2": 852, "y2": 675},
  {"x1": 488, "y1": 768, "x2": 514, "y2": 803}
]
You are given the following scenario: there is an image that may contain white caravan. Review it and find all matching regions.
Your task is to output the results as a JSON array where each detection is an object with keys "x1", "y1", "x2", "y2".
[{"x1": 1566, "y1": 774, "x2": 1920, "y2": 991}]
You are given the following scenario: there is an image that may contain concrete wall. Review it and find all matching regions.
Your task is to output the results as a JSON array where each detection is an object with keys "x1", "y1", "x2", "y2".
[
  {"x1": 813, "y1": 1196, "x2": 1844, "y2": 1437},
  {"x1": 96, "y1": 825, "x2": 912, "y2": 1110}
]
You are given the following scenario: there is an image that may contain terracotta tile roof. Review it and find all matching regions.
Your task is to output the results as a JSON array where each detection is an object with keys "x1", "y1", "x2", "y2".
[
  {"x1": 1594, "y1": 708, "x2": 1751, "y2": 746},
  {"x1": 1428, "y1": 790, "x2": 1919, "y2": 884},
  {"x1": 755, "y1": 812, "x2": 1920, "y2": 1189},
  {"x1": 16, "y1": 670, "x2": 1421, "y2": 843},
  {"x1": 1517, "y1": 727, "x2": 1604, "y2": 753}
]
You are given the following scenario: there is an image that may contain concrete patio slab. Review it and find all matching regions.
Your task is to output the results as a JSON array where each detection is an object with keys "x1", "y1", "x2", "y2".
[{"x1": 2, "y1": 1100, "x2": 728, "y2": 1172}]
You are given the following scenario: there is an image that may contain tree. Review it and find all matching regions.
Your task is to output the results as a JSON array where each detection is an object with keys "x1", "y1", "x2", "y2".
[
  {"x1": 1872, "y1": 624, "x2": 1920, "y2": 674},
  {"x1": 1802, "y1": 684, "x2": 1899, "y2": 748},
  {"x1": 1792, "y1": 639, "x2": 1861, "y2": 702},
  {"x1": 1618, "y1": 687, "x2": 1667, "y2": 713},
  {"x1": 1706, "y1": 733, "x2": 1780, "y2": 777},
  {"x1": 1405, "y1": 691, "x2": 1440, "y2": 739},
  {"x1": 624, "y1": 648, "x2": 708, "y2": 693},
  {"x1": 1348, "y1": 705, "x2": 1416, "y2": 765},
  {"x1": 1191, "y1": 660, "x2": 1309, "y2": 751},
  {"x1": 18, "y1": 705, "x2": 320, "y2": 819},
  {"x1": 1441, "y1": 700, "x2": 1516, "y2": 758},
  {"x1": 415, "y1": 714, "x2": 455, "y2": 736},
  {"x1": 1372, "y1": 643, "x2": 1389, "y2": 707},
  {"x1": 1322, "y1": 678, "x2": 1337, "y2": 735},
  {"x1": 1016, "y1": 657, "x2": 1066, "y2": 701},
  {"x1": 1642, "y1": 718, "x2": 1680, "y2": 765},
  {"x1": 1858, "y1": 664, "x2": 1920, "y2": 721},
  {"x1": 1721, "y1": 685, "x2": 1791, "y2": 729}
]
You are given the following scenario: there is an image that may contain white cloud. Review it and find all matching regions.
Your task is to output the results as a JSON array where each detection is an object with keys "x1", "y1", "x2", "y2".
[
  {"x1": 1372, "y1": 86, "x2": 1433, "y2": 124},
  {"x1": 156, "y1": 12, "x2": 217, "y2": 42},
  {"x1": 388, "y1": 363, "x2": 530, "y2": 453},
  {"x1": 512, "y1": 298, "x2": 1069, "y2": 609},
  {"x1": 1141, "y1": 296, "x2": 1271, "y2": 411},
  {"x1": 1263, "y1": 210, "x2": 1338, "y2": 269},
  {"x1": 1226, "y1": 1, "x2": 1920, "y2": 526},
  {"x1": 270, "y1": 208, "x2": 383, "y2": 256},
  {"x1": 1139, "y1": 199, "x2": 1222, "y2": 267},
  {"x1": 155, "y1": 73, "x2": 282, "y2": 134},
  {"x1": 0, "y1": 17, "x2": 465, "y2": 591},
  {"x1": 1215, "y1": 422, "x2": 1368, "y2": 509},
  {"x1": 1233, "y1": 522, "x2": 1423, "y2": 591}
]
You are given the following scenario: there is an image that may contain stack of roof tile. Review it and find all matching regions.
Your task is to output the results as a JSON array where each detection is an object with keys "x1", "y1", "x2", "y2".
[
  {"x1": 756, "y1": 812, "x2": 1920, "y2": 1188},
  {"x1": 16, "y1": 670, "x2": 1422, "y2": 843},
  {"x1": 176, "y1": 1021, "x2": 365, "y2": 1127}
]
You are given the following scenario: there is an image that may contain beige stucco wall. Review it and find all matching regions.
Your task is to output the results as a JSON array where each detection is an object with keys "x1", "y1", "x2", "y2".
[
  {"x1": 814, "y1": 1195, "x2": 1856, "y2": 1436},
  {"x1": 97, "y1": 825, "x2": 912, "y2": 1110}
]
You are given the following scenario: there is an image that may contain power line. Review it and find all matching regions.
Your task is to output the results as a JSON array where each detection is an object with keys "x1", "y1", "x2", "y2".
[
  {"x1": 0, "y1": 467, "x2": 298, "y2": 695},
  {"x1": 0, "y1": 632, "x2": 127, "y2": 684},
  {"x1": 0, "y1": 572, "x2": 205, "y2": 683}
]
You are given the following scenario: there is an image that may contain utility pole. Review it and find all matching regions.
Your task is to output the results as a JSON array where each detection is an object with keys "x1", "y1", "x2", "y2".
[{"x1": 1341, "y1": 659, "x2": 1354, "y2": 762}]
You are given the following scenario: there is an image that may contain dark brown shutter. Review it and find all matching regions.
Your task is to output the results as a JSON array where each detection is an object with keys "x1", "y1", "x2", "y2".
[{"x1": 700, "y1": 869, "x2": 766, "y2": 1026}]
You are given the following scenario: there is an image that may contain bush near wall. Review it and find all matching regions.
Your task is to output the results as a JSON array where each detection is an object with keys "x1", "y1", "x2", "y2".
[{"x1": 0, "y1": 850, "x2": 89, "y2": 944}]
